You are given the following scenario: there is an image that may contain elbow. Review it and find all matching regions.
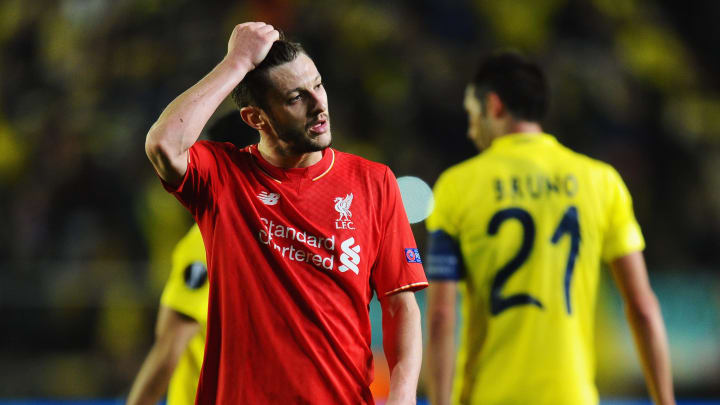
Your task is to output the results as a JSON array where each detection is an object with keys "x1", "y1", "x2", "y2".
[
  {"x1": 145, "y1": 133, "x2": 161, "y2": 161},
  {"x1": 145, "y1": 123, "x2": 168, "y2": 161},
  {"x1": 625, "y1": 292, "x2": 661, "y2": 326},
  {"x1": 145, "y1": 123, "x2": 182, "y2": 167},
  {"x1": 151, "y1": 334, "x2": 185, "y2": 372},
  {"x1": 428, "y1": 307, "x2": 455, "y2": 337}
]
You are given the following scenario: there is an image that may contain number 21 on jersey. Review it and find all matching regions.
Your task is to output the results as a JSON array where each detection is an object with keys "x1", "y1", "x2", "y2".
[{"x1": 487, "y1": 206, "x2": 580, "y2": 316}]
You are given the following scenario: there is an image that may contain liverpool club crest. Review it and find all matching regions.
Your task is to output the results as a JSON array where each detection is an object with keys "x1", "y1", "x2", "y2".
[{"x1": 334, "y1": 193, "x2": 355, "y2": 230}]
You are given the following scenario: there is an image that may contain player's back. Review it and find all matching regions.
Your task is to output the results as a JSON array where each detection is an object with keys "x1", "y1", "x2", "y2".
[{"x1": 430, "y1": 133, "x2": 644, "y2": 405}]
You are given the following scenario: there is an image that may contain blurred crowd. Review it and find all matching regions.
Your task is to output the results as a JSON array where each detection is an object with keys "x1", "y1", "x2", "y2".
[{"x1": 0, "y1": 0, "x2": 718, "y2": 399}]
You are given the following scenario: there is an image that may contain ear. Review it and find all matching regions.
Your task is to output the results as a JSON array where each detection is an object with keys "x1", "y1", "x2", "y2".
[
  {"x1": 239, "y1": 106, "x2": 269, "y2": 131},
  {"x1": 485, "y1": 92, "x2": 506, "y2": 118}
]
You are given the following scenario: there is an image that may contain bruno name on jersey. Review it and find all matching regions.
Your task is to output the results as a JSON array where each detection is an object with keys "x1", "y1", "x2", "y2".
[{"x1": 493, "y1": 173, "x2": 579, "y2": 202}]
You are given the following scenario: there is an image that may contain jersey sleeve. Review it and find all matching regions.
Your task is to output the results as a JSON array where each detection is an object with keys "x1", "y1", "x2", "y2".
[
  {"x1": 159, "y1": 141, "x2": 221, "y2": 218},
  {"x1": 425, "y1": 170, "x2": 464, "y2": 280},
  {"x1": 370, "y1": 167, "x2": 428, "y2": 297},
  {"x1": 601, "y1": 166, "x2": 646, "y2": 263},
  {"x1": 160, "y1": 224, "x2": 209, "y2": 323}
]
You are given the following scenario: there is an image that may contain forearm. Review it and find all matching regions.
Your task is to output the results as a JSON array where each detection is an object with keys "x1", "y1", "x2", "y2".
[
  {"x1": 382, "y1": 293, "x2": 423, "y2": 405},
  {"x1": 427, "y1": 311, "x2": 456, "y2": 405},
  {"x1": 625, "y1": 295, "x2": 675, "y2": 405},
  {"x1": 126, "y1": 343, "x2": 178, "y2": 405},
  {"x1": 145, "y1": 59, "x2": 249, "y2": 170},
  {"x1": 611, "y1": 253, "x2": 675, "y2": 405}
]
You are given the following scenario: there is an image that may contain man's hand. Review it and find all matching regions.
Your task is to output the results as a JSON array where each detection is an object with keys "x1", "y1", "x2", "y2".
[
  {"x1": 146, "y1": 21, "x2": 279, "y2": 186},
  {"x1": 225, "y1": 22, "x2": 280, "y2": 72}
]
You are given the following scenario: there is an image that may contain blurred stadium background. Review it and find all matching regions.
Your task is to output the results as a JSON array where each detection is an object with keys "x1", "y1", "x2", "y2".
[{"x1": 1, "y1": 0, "x2": 718, "y2": 403}]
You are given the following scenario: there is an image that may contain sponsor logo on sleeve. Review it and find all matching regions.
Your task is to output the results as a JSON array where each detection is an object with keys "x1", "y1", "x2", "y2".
[
  {"x1": 258, "y1": 191, "x2": 280, "y2": 205},
  {"x1": 184, "y1": 261, "x2": 208, "y2": 289},
  {"x1": 405, "y1": 248, "x2": 422, "y2": 263}
]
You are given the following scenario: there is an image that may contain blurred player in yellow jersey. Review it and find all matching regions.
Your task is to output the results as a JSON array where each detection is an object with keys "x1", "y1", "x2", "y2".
[
  {"x1": 425, "y1": 51, "x2": 675, "y2": 405},
  {"x1": 127, "y1": 224, "x2": 207, "y2": 405},
  {"x1": 127, "y1": 112, "x2": 256, "y2": 405}
]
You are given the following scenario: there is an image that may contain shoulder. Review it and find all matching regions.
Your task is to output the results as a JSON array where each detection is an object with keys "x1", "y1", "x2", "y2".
[
  {"x1": 193, "y1": 140, "x2": 251, "y2": 159},
  {"x1": 191, "y1": 140, "x2": 254, "y2": 169},
  {"x1": 565, "y1": 147, "x2": 623, "y2": 182},
  {"x1": 541, "y1": 138, "x2": 620, "y2": 178},
  {"x1": 334, "y1": 149, "x2": 392, "y2": 180}
]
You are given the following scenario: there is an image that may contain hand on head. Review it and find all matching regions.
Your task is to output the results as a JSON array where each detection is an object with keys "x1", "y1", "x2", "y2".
[{"x1": 226, "y1": 22, "x2": 280, "y2": 72}]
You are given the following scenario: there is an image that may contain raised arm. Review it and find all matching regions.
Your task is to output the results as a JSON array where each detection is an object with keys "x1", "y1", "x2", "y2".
[
  {"x1": 426, "y1": 280, "x2": 458, "y2": 405},
  {"x1": 126, "y1": 306, "x2": 201, "y2": 405},
  {"x1": 610, "y1": 251, "x2": 676, "y2": 405},
  {"x1": 145, "y1": 22, "x2": 278, "y2": 186},
  {"x1": 380, "y1": 290, "x2": 423, "y2": 405}
]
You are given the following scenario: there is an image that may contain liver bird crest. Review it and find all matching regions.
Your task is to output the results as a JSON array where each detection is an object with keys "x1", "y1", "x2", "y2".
[{"x1": 334, "y1": 193, "x2": 353, "y2": 221}]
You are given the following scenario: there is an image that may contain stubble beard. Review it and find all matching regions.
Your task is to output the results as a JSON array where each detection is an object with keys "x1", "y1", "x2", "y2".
[{"x1": 272, "y1": 118, "x2": 332, "y2": 156}]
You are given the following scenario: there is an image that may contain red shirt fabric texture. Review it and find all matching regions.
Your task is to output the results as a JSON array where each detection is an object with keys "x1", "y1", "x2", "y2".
[{"x1": 161, "y1": 141, "x2": 428, "y2": 404}]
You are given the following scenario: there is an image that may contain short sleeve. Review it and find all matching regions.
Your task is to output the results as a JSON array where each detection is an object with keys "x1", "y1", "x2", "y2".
[
  {"x1": 601, "y1": 167, "x2": 645, "y2": 262},
  {"x1": 160, "y1": 224, "x2": 209, "y2": 323},
  {"x1": 159, "y1": 141, "x2": 220, "y2": 218},
  {"x1": 371, "y1": 168, "x2": 428, "y2": 297},
  {"x1": 425, "y1": 170, "x2": 464, "y2": 280}
]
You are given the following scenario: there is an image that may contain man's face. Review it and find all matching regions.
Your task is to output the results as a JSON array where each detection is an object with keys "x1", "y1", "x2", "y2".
[
  {"x1": 464, "y1": 85, "x2": 494, "y2": 151},
  {"x1": 262, "y1": 53, "x2": 331, "y2": 155}
]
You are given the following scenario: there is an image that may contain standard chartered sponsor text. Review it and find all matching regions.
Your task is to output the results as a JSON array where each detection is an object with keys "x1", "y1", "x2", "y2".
[{"x1": 258, "y1": 217, "x2": 336, "y2": 270}]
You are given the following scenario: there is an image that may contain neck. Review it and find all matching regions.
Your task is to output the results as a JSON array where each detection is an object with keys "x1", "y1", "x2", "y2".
[
  {"x1": 506, "y1": 120, "x2": 543, "y2": 135},
  {"x1": 257, "y1": 137, "x2": 323, "y2": 168}
]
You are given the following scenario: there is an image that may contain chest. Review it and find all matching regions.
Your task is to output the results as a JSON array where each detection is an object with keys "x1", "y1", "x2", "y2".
[{"x1": 217, "y1": 170, "x2": 382, "y2": 280}]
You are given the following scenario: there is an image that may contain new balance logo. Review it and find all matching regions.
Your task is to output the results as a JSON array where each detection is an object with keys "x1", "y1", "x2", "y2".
[
  {"x1": 257, "y1": 191, "x2": 280, "y2": 205},
  {"x1": 339, "y1": 237, "x2": 361, "y2": 275}
]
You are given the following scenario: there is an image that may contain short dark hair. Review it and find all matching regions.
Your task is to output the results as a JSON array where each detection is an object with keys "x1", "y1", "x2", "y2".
[
  {"x1": 472, "y1": 51, "x2": 548, "y2": 122},
  {"x1": 231, "y1": 40, "x2": 306, "y2": 110}
]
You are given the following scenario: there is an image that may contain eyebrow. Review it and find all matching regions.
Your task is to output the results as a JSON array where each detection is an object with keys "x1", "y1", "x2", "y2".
[{"x1": 284, "y1": 75, "x2": 322, "y2": 96}]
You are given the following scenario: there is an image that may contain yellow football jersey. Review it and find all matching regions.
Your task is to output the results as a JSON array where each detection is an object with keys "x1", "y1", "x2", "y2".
[
  {"x1": 160, "y1": 224, "x2": 208, "y2": 405},
  {"x1": 426, "y1": 133, "x2": 645, "y2": 405}
]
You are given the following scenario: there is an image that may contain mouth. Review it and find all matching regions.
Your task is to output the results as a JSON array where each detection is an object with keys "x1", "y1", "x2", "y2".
[{"x1": 308, "y1": 117, "x2": 329, "y2": 134}]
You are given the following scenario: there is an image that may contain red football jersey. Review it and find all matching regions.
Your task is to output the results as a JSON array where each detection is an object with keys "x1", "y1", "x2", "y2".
[{"x1": 162, "y1": 141, "x2": 428, "y2": 404}]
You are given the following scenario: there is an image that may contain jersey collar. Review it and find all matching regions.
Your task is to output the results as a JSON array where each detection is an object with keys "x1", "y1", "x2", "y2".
[
  {"x1": 489, "y1": 132, "x2": 557, "y2": 150},
  {"x1": 249, "y1": 145, "x2": 335, "y2": 183}
]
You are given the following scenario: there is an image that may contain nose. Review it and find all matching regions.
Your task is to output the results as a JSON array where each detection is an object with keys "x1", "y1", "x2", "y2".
[{"x1": 307, "y1": 89, "x2": 326, "y2": 115}]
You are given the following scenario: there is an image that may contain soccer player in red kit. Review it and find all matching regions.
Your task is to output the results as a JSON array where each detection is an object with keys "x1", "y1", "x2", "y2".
[{"x1": 145, "y1": 22, "x2": 427, "y2": 404}]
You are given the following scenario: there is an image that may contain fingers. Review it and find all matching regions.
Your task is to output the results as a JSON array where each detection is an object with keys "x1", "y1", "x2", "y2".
[
  {"x1": 256, "y1": 24, "x2": 279, "y2": 41},
  {"x1": 226, "y1": 22, "x2": 281, "y2": 69},
  {"x1": 266, "y1": 28, "x2": 280, "y2": 42},
  {"x1": 242, "y1": 21, "x2": 266, "y2": 29},
  {"x1": 234, "y1": 22, "x2": 279, "y2": 41},
  {"x1": 237, "y1": 22, "x2": 273, "y2": 32},
  {"x1": 257, "y1": 24, "x2": 275, "y2": 33}
]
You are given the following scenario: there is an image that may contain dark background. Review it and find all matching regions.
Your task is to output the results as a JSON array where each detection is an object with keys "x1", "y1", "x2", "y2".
[{"x1": 0, "y1": 0, "x2": 718, "y2": 400}]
